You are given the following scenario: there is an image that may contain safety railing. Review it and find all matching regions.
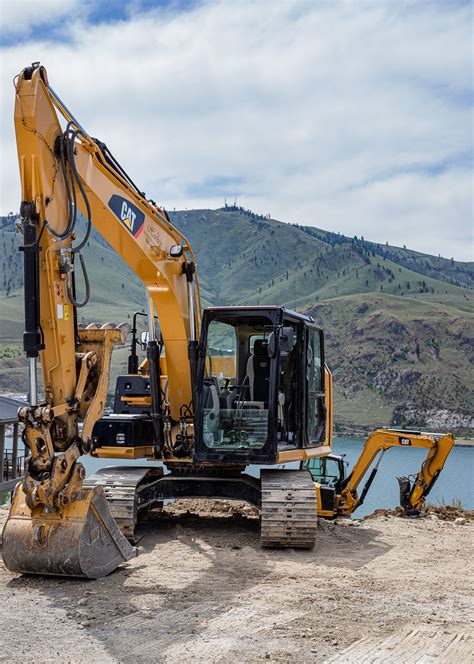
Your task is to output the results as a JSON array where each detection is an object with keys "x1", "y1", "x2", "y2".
[{"x1": 0, "y1": 419, "x2": 24, "y2": 494}]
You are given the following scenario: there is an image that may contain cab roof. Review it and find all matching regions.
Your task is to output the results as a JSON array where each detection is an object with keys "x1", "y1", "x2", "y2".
[{"x1": 205, "y1": 305, "x2": 315, "y2": 324}]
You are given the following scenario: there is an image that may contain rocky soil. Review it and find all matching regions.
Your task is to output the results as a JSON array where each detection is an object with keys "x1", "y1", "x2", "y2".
[{"x1": 0, "y1": 501, "x2": 473, "y2": 663}]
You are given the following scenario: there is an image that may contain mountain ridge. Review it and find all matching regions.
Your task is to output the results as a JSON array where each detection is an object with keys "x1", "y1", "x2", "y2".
[{"x1": 1, "y1": 208, "x2": 472, "y2": 434}]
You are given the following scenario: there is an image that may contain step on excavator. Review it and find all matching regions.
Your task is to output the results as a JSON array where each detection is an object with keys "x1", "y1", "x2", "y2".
[{"x1": 2, "y1": 63, "x2": 454, "y2": 578}]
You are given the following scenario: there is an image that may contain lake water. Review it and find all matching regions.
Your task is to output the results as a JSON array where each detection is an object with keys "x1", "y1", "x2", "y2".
[
  {"x1": 5, "y1": 434, "x2": 472, "y2": 516},
  {"x1": 77, "y1": 436, "x2": 473, "y2": 518}
]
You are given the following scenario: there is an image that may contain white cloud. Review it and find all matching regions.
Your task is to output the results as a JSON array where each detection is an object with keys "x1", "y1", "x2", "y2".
[
  {"x1": 0, "y1": 1, "x2": 472, "y2": 259},
  {"x1": 0, "y1": 0, "x2": 79, "y2": 36}
]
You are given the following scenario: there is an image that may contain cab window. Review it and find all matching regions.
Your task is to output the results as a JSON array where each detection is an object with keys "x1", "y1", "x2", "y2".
[
  {"x1": 205, "y1": 320, "x2": 237, "y2": 384},
  {"x1": 304, "y1": 457, "x2": 341, "y2": 487}
]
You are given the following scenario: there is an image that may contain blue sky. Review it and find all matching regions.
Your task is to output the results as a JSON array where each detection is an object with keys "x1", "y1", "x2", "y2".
[
  {"x1": 0, "y1": 0, "x2": 472, "y2": 259},
  {"x1": 0, "y1": 0, "x2": 198, "y2": 46},
  {"x1": 0, "y1": 1, "x2": 213, "y2": 43}
]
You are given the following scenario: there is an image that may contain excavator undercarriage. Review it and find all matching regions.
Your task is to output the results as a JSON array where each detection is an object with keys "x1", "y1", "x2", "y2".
[{"x1": 83, "y1": 466, "x2": 319, "y2": 549}]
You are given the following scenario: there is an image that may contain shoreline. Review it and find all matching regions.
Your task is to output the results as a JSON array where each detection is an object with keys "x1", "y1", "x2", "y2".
[{"x1": 452, "y1": 437, "x2": 474, "y2": 447}]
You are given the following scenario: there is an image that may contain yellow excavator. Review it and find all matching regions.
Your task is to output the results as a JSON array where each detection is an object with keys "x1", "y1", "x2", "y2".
[
  {"x1": 2, "y1": 63, "x2": 454, "y2": 578},
  {"x1": 303, "y1": 428, "x2": 454, "y2": 518}
]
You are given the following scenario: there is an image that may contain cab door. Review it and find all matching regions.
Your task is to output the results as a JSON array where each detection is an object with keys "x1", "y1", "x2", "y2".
[
  {"x1": 301, "y1": 455, "x2": 345, "y2": 517},
  {"x1": 305, "y1": 325, "x2": 325, "y2": 445}
]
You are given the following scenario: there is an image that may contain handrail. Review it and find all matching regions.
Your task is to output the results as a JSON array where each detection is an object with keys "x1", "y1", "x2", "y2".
[{"x1": 0, "y1": 419, "x2": 25, "y2": 494}]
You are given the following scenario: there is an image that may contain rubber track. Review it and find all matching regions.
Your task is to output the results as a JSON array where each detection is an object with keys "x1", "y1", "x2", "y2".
[
  {"x1": 260, "y1": 469, "x2": 317, "y2": 549},
  {"x1": 84, "y1": 466, "x2": 161, "y2": 542}
]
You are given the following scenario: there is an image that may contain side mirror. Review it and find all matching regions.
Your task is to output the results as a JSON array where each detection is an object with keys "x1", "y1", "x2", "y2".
[
  {"x1": 267, "y1": 327, "x2": 295, "y2": 357},
  {"x1": 140, "y1": 331, "x2": 150, "y2": 348},
  {"x1": 279, "y1": 326, "x2": 295, "y2": 352},
  {"x1": 267, "y1": 332, "x2": 277, "y2": 358}
]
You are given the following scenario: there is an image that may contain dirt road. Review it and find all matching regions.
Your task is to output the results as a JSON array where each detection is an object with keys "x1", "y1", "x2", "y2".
[{"x1": 0, "y1": 501, "x2": 472, "y2": 663}]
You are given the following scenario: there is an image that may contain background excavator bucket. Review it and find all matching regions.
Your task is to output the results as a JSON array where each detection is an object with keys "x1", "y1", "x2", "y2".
[{"x1": 2, "y1": 484, "x2": 136, "y2": 579}]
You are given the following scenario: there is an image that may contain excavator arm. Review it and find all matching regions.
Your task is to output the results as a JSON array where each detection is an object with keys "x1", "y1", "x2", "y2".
[
  {"x1": 336, "y1": 428, "x2": 455, "y2": 516},
  {"x1": 15, "y1": 62, "x2": 202, "y2": 487},
  {"x1": 3, "y1": 62, "x2": 201, "y2": 577}
]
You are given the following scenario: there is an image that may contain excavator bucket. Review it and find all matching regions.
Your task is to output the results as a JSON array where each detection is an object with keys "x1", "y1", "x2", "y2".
[{"x1": 2, "y1": 483, "x2": 136, "y2": 579}]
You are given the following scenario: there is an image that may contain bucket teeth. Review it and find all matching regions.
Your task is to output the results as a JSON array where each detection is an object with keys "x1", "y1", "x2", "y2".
[
  {"x1": 78, "y1": 322, "x2": 130, "y2": 342},
  {"x1": 1, "y1": 483, "x2": 136, "y2": 579}
]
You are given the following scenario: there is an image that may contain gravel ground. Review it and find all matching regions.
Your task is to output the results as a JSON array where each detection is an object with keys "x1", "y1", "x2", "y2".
[{"x1": 0, "y1": 501, "x2": 472, "y2": 663}]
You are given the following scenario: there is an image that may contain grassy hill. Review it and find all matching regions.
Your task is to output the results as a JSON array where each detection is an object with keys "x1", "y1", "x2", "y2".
[
  {"x1": 307, "y1": 292, "x2": 473, "y2": 433},
  {"x1": 170, "y1": 208, "x2": 472, "y2": 306},
  {"x1": 1, "y1": 208, "x2": 472, "y2": 434}
]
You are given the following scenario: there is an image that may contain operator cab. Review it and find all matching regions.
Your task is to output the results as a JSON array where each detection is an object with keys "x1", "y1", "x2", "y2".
[
  {"x1": 301, "y1": 455, "x2": 346, "y2": 518},
  {"x1": 194, "y1": 306, "x2": 327, "y2": 464},
  {"x1": 303, "y1": 455, "x2": 346, "y2": 493},
  {"x1": 92, "y1": 306, "x2": 329, "y2": 467}
]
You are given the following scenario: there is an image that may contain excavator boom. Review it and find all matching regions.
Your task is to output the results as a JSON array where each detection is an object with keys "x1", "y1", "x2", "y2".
[{"x1": 2, "y1": 62, "x2": 200, "y2": 577}]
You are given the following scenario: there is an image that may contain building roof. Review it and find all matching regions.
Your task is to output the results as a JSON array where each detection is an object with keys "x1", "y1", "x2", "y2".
[{"x1": 0, "y1": 396, "x2": 26, "y2": 424}]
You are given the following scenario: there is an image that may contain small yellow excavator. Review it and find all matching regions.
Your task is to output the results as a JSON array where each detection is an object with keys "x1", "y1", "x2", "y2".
[
  {"x1": 302, "y1": 428, "x2": 454, "y2": 518},
  {"x1": 2, "y1": 63, "x2": 454, "y2": 578}
]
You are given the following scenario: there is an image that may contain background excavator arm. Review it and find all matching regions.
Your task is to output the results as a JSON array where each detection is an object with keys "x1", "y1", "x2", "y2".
[{"x1": 336, "y1": 428, "x2": 455, "y2": 515}]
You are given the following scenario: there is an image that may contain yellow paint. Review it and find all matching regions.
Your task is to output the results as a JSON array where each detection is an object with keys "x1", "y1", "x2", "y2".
[
  {"x1": 209, "y1": 355, "x2": 237, "y2": 378},
  {"x1": 94, "y1": 446, "x2": 154, "y2": 459},
  {"x1": 120, "y1": 395, "x2": 152, "y2": 406},
  {"x1": 277, "y1": 445, "x2": 332, "y2": 464},
  {"x1": 323, "y1": 365, "x2": 333, "y2": 447}
]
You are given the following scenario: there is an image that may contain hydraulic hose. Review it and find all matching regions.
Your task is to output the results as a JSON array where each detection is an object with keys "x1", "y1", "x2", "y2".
[
  {"x1": 47, "y1": 125, "x2": 92, "y2": 307},
  {"x1": 67, "y1": 252, "x2": 90, "y2": 308},
  {"x1": 67, "y1": 129, "x2": 92, "y2": 254}
]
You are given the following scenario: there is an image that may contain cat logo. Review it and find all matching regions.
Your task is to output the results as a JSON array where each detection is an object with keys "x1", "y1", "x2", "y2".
[
  {"x1": 108, "y1": 194, "x2": 145, "y2": 237},
  {"x1": 120, "y1": 201, "x2": 136, "y2": 230}
]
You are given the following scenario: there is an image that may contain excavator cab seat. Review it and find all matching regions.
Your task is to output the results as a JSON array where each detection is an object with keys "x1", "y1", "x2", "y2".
[{"x1": 243, "y1": 338, "x2": 270, "y2": 406}]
